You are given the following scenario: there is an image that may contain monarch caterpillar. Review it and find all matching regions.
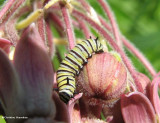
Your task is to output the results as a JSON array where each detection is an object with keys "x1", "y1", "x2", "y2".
[{"x1": 57, "y1": 37, "x2": 103, "y2": 103}]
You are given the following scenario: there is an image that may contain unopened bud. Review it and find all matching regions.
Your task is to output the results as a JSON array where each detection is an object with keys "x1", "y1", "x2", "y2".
[{"x1": 76, "y1": 52, "x2": 127, "y2": 107}]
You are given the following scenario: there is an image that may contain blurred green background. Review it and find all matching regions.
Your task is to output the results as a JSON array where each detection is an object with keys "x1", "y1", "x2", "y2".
[
  {"x1": 109, "y1": 0, "x2": 160, "y2": 75},
  {"x1": 0, "y1": 0, "x2": 4, "y2": 6},
  {"x1": 109, "y1": 0, "x2": 160, "y2": 77},
  {"x1": 0, "y1": 0, "x2": 160, "y2": 77}
]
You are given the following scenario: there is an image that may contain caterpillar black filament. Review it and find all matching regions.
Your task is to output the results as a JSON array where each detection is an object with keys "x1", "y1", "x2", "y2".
[{"x1": 56, "y1": 37, "x2": 103, "y2": 103}]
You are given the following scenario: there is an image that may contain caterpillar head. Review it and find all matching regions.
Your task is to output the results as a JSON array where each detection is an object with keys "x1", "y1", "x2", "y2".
[
  {"x1": 59, "y1": 91, "x2": 72, "y2": 104},
  {"x1": 94, "y1": 37, "x2": 103, "y2": 53}
]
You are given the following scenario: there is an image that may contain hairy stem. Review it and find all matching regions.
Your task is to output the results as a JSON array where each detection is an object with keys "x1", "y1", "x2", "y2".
[
  {"x1": 60, "y1": 3, "x2": 75, "y2": 49},
  {"x1": 0, "y1": 0, "x2": 27, "y2": 26},
  {"x1": 78, "y1": 0, "x2": 90, "y2": 12},
  {"x1": 46, "y1": 19, "x2": 54, "y2": 58},
  {"x1": 72, "y1": 9, "x2": 143, "y2": 92},
  {"x1": 98, "y1": 0, "x2": 121, "y2": 47},
  {"x1": 98, "y1": 16, "x2": 112, "y2": 32},
  {"x1": 122, "y1": 37, "x2": 156, "y2": 77}
]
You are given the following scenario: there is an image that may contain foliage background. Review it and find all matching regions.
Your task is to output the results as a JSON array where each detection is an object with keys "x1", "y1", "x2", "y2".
[{"x1": 0, "y1": 0, "x2": 160, "y2": 77}]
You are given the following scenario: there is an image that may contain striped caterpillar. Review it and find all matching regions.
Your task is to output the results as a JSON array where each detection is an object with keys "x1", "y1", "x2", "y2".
[{"x1": 56, "y1": 37, "x2": 103, "y2": 103}]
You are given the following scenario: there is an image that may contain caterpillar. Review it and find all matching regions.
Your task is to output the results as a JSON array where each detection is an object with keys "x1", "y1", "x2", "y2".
[{"x1": 56, "y1": 37, "x2": 103, "y2": 103}]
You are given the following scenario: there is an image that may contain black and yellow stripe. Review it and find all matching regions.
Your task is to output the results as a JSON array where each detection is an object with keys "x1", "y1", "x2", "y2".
[{"x1": 57, "y1": 37, "x2": 103, "y2": 103}]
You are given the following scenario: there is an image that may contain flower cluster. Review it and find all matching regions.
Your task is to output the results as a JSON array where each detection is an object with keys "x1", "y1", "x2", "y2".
[{"x1": 0, "y1": 0, "x2": 159, "y2": 123}]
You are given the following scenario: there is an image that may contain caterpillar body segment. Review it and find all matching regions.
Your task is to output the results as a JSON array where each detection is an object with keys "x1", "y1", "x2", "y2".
[{"x1": 57, "y1": 37, "x2": 103, "y2": 103}]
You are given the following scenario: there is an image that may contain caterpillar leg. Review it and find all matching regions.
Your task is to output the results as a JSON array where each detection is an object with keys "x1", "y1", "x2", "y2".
[
  {"x1": 53, "y1": 88, "x2": 59, "y2": 91},
  {"x1": 73, "y1": 91, "x2": 79, "y2": 96}
]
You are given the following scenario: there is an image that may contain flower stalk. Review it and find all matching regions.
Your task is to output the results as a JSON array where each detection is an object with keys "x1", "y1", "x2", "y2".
[
  {"x1": 97, "y1": 0, "x2": 122, "y2": 48},
  {"x1": 60, "y1": 3, "x2": 75, "y2": 49},
  {"x1": 72, "y1": 9, "x2": 143, "y2": 92},
  {"x1": 122, "y1": 37, "x2": 156, "y2": 77}
]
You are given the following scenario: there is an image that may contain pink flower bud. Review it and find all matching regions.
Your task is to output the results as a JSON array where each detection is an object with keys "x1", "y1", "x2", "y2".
[
  {"x1": 13, "y1": 24, "x2": 55, "y2": 117},
  {"x1": 76, "y1": 52, "x2": 127, "y2": 107}
]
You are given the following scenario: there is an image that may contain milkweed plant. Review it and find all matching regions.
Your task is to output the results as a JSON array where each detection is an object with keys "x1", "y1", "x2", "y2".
[{"x1": 0, "y1": 0, "x2": 159, "y2": 123}]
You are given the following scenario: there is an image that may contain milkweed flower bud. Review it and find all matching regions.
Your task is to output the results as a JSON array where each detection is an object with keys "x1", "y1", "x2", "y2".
[
  {"x1": 76, "y1": 52, "x2": 127, "y2": 107},
  {"x1": 0, "y1": 25, "x2": 55, "y2": 122}
]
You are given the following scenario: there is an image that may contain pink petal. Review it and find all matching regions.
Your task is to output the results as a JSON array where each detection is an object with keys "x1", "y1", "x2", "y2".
[
  {"x1": 136, "y1": 72, "x2": 151, "y2": 92},
  {"x1": 68, "y1": 93, "x2": 83, "y2": 123},
  {"x1": 129, "y1": 72, "x2": 151, "y2": 95},
  {"x1": 150, "y1": 75, "x2": 160, "y2": 121},
  {"x1": 0, "y1": 38, "x2": 12, "y2": 53},
  {"x1": 71, "y1": 104, "x2": 82, "y2": 123},
  {"x1": 0, "y1": 49, "x2": 24, "y2": 115},
  {"x1": 106, "y1": 116, "x2": 113, "y2": 122},
  {"x1": 52, "y1": 92, "x2": 70, "y2": 122},
  {"x1": 121, "y1": 92, "x2": 156, "y2": 123},
  {"x1": 13, "y1": 25, "x2": 55, "y2": 116}
]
